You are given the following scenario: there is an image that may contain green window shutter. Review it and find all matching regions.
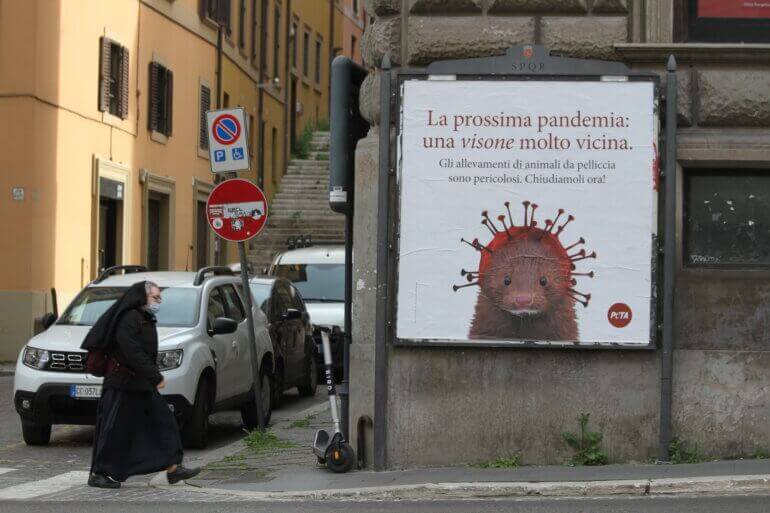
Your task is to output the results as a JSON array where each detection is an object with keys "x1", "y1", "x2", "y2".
[
  {"x1": 200, "y1": 84, "x2": 211, "y2": 149},
  {"x1": 148, "y1": 61, "x2": 160, "y2": 132},
  {"x1": 166, "y1": 69, "x2": 174, "y2": 136},
  {"x1": 119, "y1": 46, "x2": 130, "y2": 119},
  {"x1": 98, "y1": 37, "x2": 112, "y2": 112}
]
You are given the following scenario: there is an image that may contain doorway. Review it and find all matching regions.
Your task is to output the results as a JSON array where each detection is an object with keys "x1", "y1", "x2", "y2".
[
  {"x1": 147, "y1": 191, "x2": 171, "y2": 271},
  {"x1": 97, "y1": 177, "x2": 124, "y2": 272}
]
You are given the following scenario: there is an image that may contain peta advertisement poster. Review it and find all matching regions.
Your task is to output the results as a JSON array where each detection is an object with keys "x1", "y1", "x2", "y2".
[
  {"x1": 698, "y1": 0, "x2": 770, "y2": 19},
  {"x1": 396, "y1": 80, "x2": 656, "y2": 346}
]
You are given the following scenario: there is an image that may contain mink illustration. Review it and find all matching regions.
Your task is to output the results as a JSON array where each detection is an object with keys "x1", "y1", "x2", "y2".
[{"x1": 454, "y1": 201, "x2": 596, "y2": 342}]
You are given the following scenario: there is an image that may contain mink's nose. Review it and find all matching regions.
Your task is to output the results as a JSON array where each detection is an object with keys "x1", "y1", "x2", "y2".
[{"x1": 513, "y1": 294, "x2": 533, "y2": 308}]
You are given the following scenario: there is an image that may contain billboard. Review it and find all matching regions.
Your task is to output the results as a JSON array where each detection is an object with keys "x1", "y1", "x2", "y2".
[
  {"x1": 395, "y1": 80, "x2": 657, "y2": 346},
  {"x1": 698, "y1": 0, "x2": 770, "y2": 19}
]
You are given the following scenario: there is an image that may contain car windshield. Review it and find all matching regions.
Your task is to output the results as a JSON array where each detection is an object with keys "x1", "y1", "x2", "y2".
[
  {"x1": 58, "y1": 287, "x2": 200, "y2": 327},
  {"x1": 272, "y1": 263, "x2": 344, "y2": 302},
  {"x1": 249, "y1": 283, "x2": 272, "y2": 313}
]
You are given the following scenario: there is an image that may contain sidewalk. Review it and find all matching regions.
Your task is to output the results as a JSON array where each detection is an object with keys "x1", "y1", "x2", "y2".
[{"x1": 171, "y1": 398, "x2": 770, "y2": 500}]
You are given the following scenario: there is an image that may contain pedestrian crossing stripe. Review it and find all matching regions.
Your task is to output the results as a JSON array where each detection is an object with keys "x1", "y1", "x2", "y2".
[{"x1": 0, "y1": 470, "x2": 89, "y2": 500}]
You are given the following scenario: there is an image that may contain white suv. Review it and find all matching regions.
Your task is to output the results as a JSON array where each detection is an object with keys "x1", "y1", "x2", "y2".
[{"x1": 13, "y1": 266, "x2": 274, "y2": 449}]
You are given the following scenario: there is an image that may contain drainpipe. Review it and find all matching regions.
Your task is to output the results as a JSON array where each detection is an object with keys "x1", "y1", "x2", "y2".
[{"x1": 257, "y1": 0, "x2": 268, "y2": 190}]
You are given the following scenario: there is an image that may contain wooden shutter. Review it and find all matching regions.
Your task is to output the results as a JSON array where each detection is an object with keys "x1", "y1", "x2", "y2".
[
  {"x1": 148, "y1": 62, "x2": 160, "y2": 132},
  {"x1": 199, "y1": 0, "x2": 210, "y2": 18},
  {"x1": 166, "y1": 69, "x2": 174, "y2": 136},
  {"x1": 119, "y1": 46, "x2": 129, "y2": 119},
  {"x1": 199, "y1": 85, "x2": 211, "y2": 149},
  {"x1": 98, "y1": 37, "x2": 112, "y2": 112},
  {"x1": 217, "y1": 0, "x2": 232, "y2": 29}
]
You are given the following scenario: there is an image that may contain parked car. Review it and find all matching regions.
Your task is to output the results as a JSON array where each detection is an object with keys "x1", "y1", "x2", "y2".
[
  {"x1": 13, "y1": 265, "x2": 274, "y2": 448},
  {"x1": 248, "y1": 277, "x2": 318, "y2": 407},
  {"x1": 267, "y1": 246, "x2": 345, "y2": 378}
]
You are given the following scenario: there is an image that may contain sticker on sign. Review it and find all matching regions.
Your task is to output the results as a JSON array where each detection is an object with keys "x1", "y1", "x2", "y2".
[{"x1": 206, "y1": 107, "x2": 251, "y2": 174}]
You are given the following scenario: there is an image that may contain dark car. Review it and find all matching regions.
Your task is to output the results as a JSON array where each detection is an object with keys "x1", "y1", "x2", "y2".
[{"x1": 249, "y1": 277, "x2": 318, "y2": 407}]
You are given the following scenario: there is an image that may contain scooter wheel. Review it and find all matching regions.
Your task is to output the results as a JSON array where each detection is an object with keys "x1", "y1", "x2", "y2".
[{"x1": 325, "y1": 442, "x2": 355, "y2": 473}]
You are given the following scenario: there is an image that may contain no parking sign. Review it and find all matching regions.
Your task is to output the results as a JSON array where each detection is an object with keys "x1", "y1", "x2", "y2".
[{"x1": 206, "y1": 107, "x2": 250, "y2": 174}]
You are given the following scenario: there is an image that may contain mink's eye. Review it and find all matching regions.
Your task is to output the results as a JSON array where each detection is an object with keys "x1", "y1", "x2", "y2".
[
  {"x1": 539, "y1": 276, "x2": 548, "y2": 287},
  {"x1": 504, "y1": 276, "x2": 511, "y2": 286}
]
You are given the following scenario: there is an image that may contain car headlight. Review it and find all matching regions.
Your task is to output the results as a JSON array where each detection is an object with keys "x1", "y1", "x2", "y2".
[
  {"x1": 157, "y1": 349, "x2": 183, "y2": 371},
  {"x1": 23, "y1": 347, "x2": 50, "y2": 370}
]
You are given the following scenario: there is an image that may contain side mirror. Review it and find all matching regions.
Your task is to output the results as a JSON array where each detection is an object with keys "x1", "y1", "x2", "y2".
[
  {"x1": 41, "y1": 313, "x2": 57, "y2": 330},
  {"x1": 282, "y1": 308, "x2": 302, "y2": 321},
  {"x1": 211, "y1": 317, "x2": 238, "y2": 335}
]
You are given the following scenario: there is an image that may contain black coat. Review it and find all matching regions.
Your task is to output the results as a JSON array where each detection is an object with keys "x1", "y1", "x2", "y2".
[{"x1": 103, "y1": 308, "x2": 164, "y2": 392}]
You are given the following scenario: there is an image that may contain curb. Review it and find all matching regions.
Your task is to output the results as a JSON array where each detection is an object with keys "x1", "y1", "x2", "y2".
[{"x1": 154, "y1": 474, "x2": 770, "y2": 501}]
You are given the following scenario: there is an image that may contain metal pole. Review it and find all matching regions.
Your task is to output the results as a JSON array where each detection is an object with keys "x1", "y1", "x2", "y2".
[
  {"x1": 658, "y1": 55, "x2": 677, "y2": 462},
  {"x1": 239, "y1": 241, "x2": 265, "y2": 430},
  {"x1": 340, "y1": 211, "x2": 352, "y2": 440},
  {"x1": 216, "y1": 25, "x2": 223, "y2": 110},
  {"x1": 373, "y1": 56, "x2": 391, "y2": 471}
]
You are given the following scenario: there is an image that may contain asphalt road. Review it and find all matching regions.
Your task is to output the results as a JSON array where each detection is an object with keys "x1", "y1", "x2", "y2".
[
  {"x1": 1, "y1": 495, "x2": 770, "y2": 512},
  {"x1": 0, "y1": 373, "x2": 323, "y2": 493}
]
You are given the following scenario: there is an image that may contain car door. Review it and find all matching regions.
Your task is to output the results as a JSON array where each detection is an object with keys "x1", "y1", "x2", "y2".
[
  {"x1": 269, "y1": 280, "x2": 301, "y2": 384},
  {"x1": 221, "y1": 284, "x2": 252, "y2": 396},
  {"x1": 289, "y1": 284, "x2": 310, "y2": 367},
  {"x1": 206, "y1": 286, "x2": 236, "y2": 401}
]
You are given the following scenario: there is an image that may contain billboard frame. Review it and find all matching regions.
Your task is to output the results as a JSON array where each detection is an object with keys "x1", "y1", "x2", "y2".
[{"x1": 377, "y1": 46, "x2": 672, "y2": 352}]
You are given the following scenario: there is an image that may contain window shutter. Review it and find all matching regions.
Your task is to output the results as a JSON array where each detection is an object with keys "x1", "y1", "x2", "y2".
[
  {"x1": 216, "y1": 0, "x2": 231, "y2": 29},
  {"x1": 200, "y1": 85, "x2": 211, "y2": 149},
  {"x1": 199, "y1": 0, "x2": 210, "y2": 18},
  {"x1": 148, "y1": 62, "x2": 160, "y2": 132},
  {"x1": 98, "y1": 37, "x2": 112, "y2": 112},
  {"x1": 166, "y1": 69, "x2": 174, "y2": 136},
  {"x1": 119, "y1": 46, "x2": 130, "y2": 119}
]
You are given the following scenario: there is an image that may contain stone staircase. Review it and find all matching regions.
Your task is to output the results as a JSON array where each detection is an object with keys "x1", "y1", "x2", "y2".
[{"x1": 248, "y1": 131, "x2": 344, "y2": 272}]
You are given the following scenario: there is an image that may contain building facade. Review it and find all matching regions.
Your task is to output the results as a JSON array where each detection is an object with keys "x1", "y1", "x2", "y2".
[
  {"x1": 0, "y1": 0, "x2": 362, "y2": 361},
  {"x1": 352, "y1": 0, "x2": 770, "y2": 469}
]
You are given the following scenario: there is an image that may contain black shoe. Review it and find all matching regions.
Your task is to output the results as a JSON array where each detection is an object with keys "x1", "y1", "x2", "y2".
[
  {"x1": 88, "y1": 473, "x2": 121, "y2": 489},
  {"x1": 167, "y1": 465, "x2": 201, "y2": 484}
]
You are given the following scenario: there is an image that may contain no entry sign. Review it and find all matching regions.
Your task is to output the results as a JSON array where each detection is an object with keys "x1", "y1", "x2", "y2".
[
  {"x1": 206, "y1": 107, "x2": 251, "y2": 174},
  {"x1": 206, "y1": 179, "x2": 267, "y2": 242}
]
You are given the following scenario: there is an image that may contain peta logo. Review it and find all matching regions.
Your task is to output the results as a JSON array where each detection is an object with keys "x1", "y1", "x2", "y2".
[{"x1": 608, "y1": 303, "x2": 632, "y2": 328}]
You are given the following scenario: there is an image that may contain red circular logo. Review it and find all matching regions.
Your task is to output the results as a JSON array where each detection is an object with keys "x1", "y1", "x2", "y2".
[{"x1": 608, "y1": 303, "x2": 632, "y2": 328}]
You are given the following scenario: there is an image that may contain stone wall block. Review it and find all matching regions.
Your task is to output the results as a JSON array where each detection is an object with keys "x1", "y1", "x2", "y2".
[
  {"x1": 657, "y1": 69, "x2": 693, "y2": 127},
  {"x1": 541, "y1": 17, "x2": 627, "y2": 61},
  {"x1": 359, "y1": 71, "x2": 381, "y2": 125},
  {"x1": 361, "y1": 16, "x2": 401, "y2": 68},
  {"x1": 592, "y1": 0, "x2": 628, "y2": 13},
  {"x1": 488, "y1": 0, "x2": 587, "y2": 13},
  {"x1": 410, "y1": 0, "x2": 484, "y2": 14},
  {"x1": 407, "y1": 16, "x2": 535, "y2": 65},
  {"x1": 364, "y1": 0, "x2": 400, "y2": 15},
  {"x1": 698, "y1": 70, "x2": 770, "y2": 127}
]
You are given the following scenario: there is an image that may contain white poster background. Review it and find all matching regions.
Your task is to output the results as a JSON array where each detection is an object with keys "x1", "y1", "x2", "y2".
[{"x1": 396, "y1": 80, "x2": 656, "y2": 345}]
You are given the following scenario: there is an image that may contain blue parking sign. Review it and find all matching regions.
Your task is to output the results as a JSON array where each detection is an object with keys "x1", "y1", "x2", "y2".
[
  {"x1": 232, "y1": 148, "x2": 245, "y2": 160},
  {"x1": 214, "y1": 149, "x2": 226, "y2": 162}
]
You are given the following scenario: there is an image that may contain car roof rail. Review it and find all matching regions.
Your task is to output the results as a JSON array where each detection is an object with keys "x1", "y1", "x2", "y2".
[
  {"x1": 194, "y1": 266, "x2": 235, "y2": 286},
  {"x1": 93, "y1": 265, "x2": 149, "y2": 284}
]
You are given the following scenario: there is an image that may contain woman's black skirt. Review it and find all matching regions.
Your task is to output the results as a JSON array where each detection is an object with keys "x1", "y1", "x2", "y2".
[{"x1": 91, "y1": 388, "x2": 183, "y2": 482}]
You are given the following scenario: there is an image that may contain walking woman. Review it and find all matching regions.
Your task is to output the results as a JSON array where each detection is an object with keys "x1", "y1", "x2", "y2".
[{"x1": 83, "y1": 280, "x2": 200, "y2": 488}]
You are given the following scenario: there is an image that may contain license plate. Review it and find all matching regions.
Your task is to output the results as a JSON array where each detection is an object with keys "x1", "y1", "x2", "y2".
[{"x1": 69, "y1": 385, "x2": 102, "y2": 399}]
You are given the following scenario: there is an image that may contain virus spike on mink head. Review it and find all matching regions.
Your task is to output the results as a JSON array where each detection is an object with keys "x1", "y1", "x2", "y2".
[{"x1": 457, "y1": 201, "x2": 597, "y2": 342}]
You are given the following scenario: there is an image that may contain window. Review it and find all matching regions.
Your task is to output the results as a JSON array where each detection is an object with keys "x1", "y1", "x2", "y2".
[
  {"x1": 291, "y1": 19, "x2": 298, "y2": 69},
  {"x1": 222, "y1": 285, "x2": 246, "y2": 322},
  {"x1": 273, "y1": 264, "x2": 345, "y2": 301},
  {"x1": 353, "y1": 0, "x2": 359, "y2": 15},
  {"x1": 273, "y1": 3, "x2": 281, "y2": 79},
  {"x1": 676, "y1": 0, "x2": 770, "y2": 42},
  {"x1": 148, "y1": 62, "x2": 173, "y2": 136},
  {"x1": 314, "y1": 37, "x2": 322, "y2": 84},
  {"x1": 302, "y1": 30, "x2": 310, "y2": 77},
  {"x1": 350, "y1": 35, "x2": 357, "y2": 61},
  {"x1": 199, "y1": 83, "x2": 211, "y2": 150},
  {"x1": 684, "y1": 169, "x2": 770, "y2": 268},
  {"x1": 207, "y1": 288, "x2": 227, "y2": 328},
  {"x1": 223, "y1": 91, "x2": 230, "y2": 108},
  {"x1": 200, "y1": 0, "x2": 232, "y2": 34},
  {"x1": 98, "y1": 37, "x2": 129, "y2": 119},
  {"x1": 250, "y1": 0, "x2": 258, "y2": 62},
  {"x1": 238, "y1": 0, "x2": 246, "y2": 49}
]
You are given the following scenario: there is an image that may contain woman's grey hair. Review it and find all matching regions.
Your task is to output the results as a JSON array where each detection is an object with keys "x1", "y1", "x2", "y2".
[{"x1": 145, "y1": 281, "x2": 160, "y2": 295}]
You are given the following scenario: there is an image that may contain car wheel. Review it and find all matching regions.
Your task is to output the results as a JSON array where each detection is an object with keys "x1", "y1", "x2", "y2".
[
  {"x1": 242, "y1": 367, "x2": 272, "y2": 428},
  {"x1": 21, "y1": 419, "x2": 51, "y2": 446},
  {"x1": 271, "y1": 365, "x2": 284, "y2": 409},
  {"x1": 297, "y1": 352, "x2": 318, "y2": 397},
  {"x1": 181, "y1": 377, "x2": 211, "y2": 449}
]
